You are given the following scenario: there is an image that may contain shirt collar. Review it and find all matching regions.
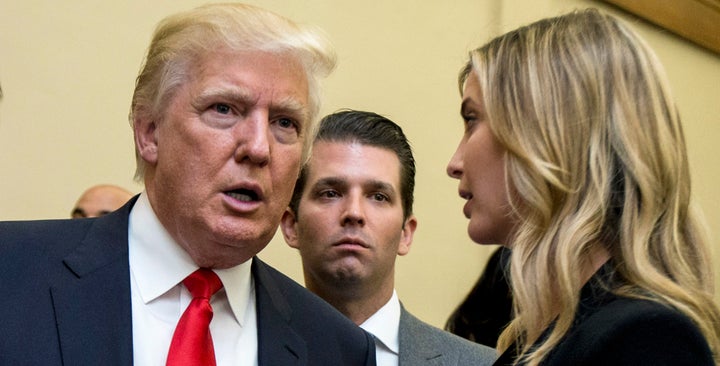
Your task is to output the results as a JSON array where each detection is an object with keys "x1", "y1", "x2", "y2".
[
  {"x1": 359, "y1": 290, "x2": 401, "y2": 354},
  {"x1": 128, "y1": 191, "x2": 252, "y2": 326}
]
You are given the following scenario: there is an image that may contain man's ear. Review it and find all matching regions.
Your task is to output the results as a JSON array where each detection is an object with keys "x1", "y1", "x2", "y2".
[
  {"x1": 280, "y1": 208, "x2": 300, "y2": 249},
  {"x1": 397, "y1": 215, "x2": 417, "y2": 256},
  {"x1": 133, "y1": 114, "x2": 159, "y2": 165}
]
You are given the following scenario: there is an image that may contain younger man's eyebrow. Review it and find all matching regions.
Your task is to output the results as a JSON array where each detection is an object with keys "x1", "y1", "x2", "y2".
[
  {"x1": 312, "y1": 177, "x2": 347, "y2": 189},
  {"x1": 365, "y1": 180, "x2": 396, "y2": 195}
]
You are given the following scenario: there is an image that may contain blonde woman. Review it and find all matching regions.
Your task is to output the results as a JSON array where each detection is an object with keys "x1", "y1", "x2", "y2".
[{"x1": 446, "y1": 8, "x2": 720, "y2": 366}]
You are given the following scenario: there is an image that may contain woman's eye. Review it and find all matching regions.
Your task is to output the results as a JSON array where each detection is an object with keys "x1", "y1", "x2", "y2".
[{"x1": 461, "y1": 114, "x2": 475, "y2": 131}]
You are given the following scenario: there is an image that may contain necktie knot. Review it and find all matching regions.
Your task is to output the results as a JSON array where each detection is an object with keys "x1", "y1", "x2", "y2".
[{"x1": 184, "y1": 268, "x2": 222, "y2": 299}]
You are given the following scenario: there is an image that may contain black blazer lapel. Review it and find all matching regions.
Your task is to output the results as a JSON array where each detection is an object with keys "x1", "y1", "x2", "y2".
[
  {"x1": 51, "y1": 199, "x2": 136, "y2": 365},
  {"x1": 253, "y1": 258, "x2": 307, "y2": 366}
]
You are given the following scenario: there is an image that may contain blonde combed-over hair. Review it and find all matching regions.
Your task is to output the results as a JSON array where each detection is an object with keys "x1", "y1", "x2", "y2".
[
  {"x1": 129, "y1": 3, "x2": 336, "y2": 180},
  {"x1": 461, "y1": 8, "x2": 720, "y2": 365}
]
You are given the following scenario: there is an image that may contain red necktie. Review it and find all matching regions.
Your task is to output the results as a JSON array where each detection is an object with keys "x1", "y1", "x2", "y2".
[{"x1": 166, "y1": 269, "x2": 223, "y2": 366}]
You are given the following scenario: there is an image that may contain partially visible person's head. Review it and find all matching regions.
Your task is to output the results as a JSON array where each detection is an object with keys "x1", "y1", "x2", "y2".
[
  {"x1": 448, "y1": 8, "x2": 718, "y2": 363},
  {"x1": 445, "y1": 246, "x2": 512, "y2": 348},
  {"x1": 289, "y1": 110, "x2": 416, "y2": 220},
  {"x1": 71, "y1": 184, "x2": 133, "y2": 218},
  {"x1": 281, "y1": 110, "x2": 417, "y2": 309},
  {"x1": 130, "y1": 3, "x2": 336, "y2": 269}
]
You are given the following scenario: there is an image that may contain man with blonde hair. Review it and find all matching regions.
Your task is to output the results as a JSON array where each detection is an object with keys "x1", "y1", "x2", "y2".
[{"x1": 0, "y1": 4, "x2": 375, "y2": 365}]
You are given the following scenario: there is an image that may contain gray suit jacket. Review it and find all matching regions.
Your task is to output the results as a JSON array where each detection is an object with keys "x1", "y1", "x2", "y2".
[{"x1": 399, "y1": 306, "x2": 496, "y2": 365}]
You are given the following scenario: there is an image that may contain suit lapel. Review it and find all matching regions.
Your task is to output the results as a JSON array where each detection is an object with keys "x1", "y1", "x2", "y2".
[
  {"x1": 252, "y1": 258, "x2": 307, "y2": 366},
  {"x1": 51, "y1": 199, "x2": 135, "y2": 365},
  {"x1": 399, "y1": 306, "x2": 444, "y2": 365}
]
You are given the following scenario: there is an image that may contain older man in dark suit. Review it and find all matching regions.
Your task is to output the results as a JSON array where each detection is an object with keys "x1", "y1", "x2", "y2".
[{"x1": 0, "y1": 4, "x2": 375, "y2": 365}]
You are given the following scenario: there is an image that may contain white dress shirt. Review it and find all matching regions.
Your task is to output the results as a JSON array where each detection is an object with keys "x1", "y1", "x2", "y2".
[
  {"x1": 128, "y1": 192, "x2": 259, "y2": 366},
  {"x1": 360, "y1": 290, "x2": 401, "y2": 366}
]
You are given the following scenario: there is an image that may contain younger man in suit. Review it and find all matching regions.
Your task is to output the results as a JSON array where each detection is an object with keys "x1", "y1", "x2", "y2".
[
  {"x1": 281, "y1": 110, "x2": 496, "y2": 365},
  {"x1": 0, "y1": 4, "x2": 375, "y2": 365}
]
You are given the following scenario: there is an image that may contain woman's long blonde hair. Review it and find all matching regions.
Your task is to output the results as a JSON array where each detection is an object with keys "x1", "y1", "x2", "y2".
[{"x1": 461, "y1": 8, "x2": 720, "y2": 365}]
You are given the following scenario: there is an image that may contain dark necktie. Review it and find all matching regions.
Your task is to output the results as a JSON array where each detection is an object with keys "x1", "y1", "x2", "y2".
[{"x1": 166, "y1": 268, "x2": 223, "y2": 366}]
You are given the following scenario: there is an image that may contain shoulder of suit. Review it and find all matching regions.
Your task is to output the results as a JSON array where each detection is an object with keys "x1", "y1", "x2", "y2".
[
  {"x1": 0, "y1": 218, "x2": 93, "y2": 258},
  {"x1": 399, "y1": 307, "x2": 496, "y2": 359},
  {"x1": 549, "y1": 295, "x2": 712, "y2": 364},
  {"x1": 578, "y1": 295, "x2": 694, "y2": 330}
]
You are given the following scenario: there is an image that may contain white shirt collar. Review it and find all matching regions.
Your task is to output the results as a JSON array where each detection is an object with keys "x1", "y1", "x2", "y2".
[
  {"x1": 359, "y1": 290, "x2": 401, "y2": 354},
  {"x1": 128, "y1": 192, "x2": 252, "y2": 326}
]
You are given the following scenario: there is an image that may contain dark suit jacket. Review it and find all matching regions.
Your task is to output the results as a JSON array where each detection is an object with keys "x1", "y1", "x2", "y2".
[
  {"x1": 494, "y1": 266, "x2": 713, "y2": 366},
  {"x1": 0, "y1": 197, "x2": 375, "y2": 365},
  {"x1": 398, "y1": 306, "x2": 496, "y2": 365}
]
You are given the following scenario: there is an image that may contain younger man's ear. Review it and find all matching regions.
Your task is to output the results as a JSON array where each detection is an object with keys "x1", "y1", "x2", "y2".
[{"x1": 397, "y1": 215, "x2": 417, "y2": 256}]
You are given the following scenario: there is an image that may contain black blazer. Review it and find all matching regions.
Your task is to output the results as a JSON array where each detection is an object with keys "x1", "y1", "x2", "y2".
[
  {"x1": 0, "y1": 197, "x2": 375, "y2": 365},
  {"x1": 494, "y1": 267, "x2": 714, "y2": 366}
]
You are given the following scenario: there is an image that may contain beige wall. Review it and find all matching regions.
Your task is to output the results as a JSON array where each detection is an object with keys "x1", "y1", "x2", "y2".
[{"x1": 1, "y1": 0, "x2": 717, "y2": 328}]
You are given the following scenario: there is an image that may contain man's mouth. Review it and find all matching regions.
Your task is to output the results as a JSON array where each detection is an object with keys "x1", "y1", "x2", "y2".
[
  {"x1": 225, "y1": 188, "x2": 260, "y2": 202},
  {"x1": 333, "y1": 237, "x2": 369, "y2": 248}
]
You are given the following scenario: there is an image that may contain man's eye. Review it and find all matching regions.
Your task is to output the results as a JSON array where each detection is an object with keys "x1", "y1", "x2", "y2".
[
  {"x1": 276, "y1": 118, "x2": 297, "y2": 130},
  {"x1": 372, "y1": 193, "x2": 389, "y2": 202},
  {"x1": 213, "y1": 103, "x2": 232, "y2": 114},
  {"x1": 319, "y1": 190, "x2": 339, "y2": 198}
]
